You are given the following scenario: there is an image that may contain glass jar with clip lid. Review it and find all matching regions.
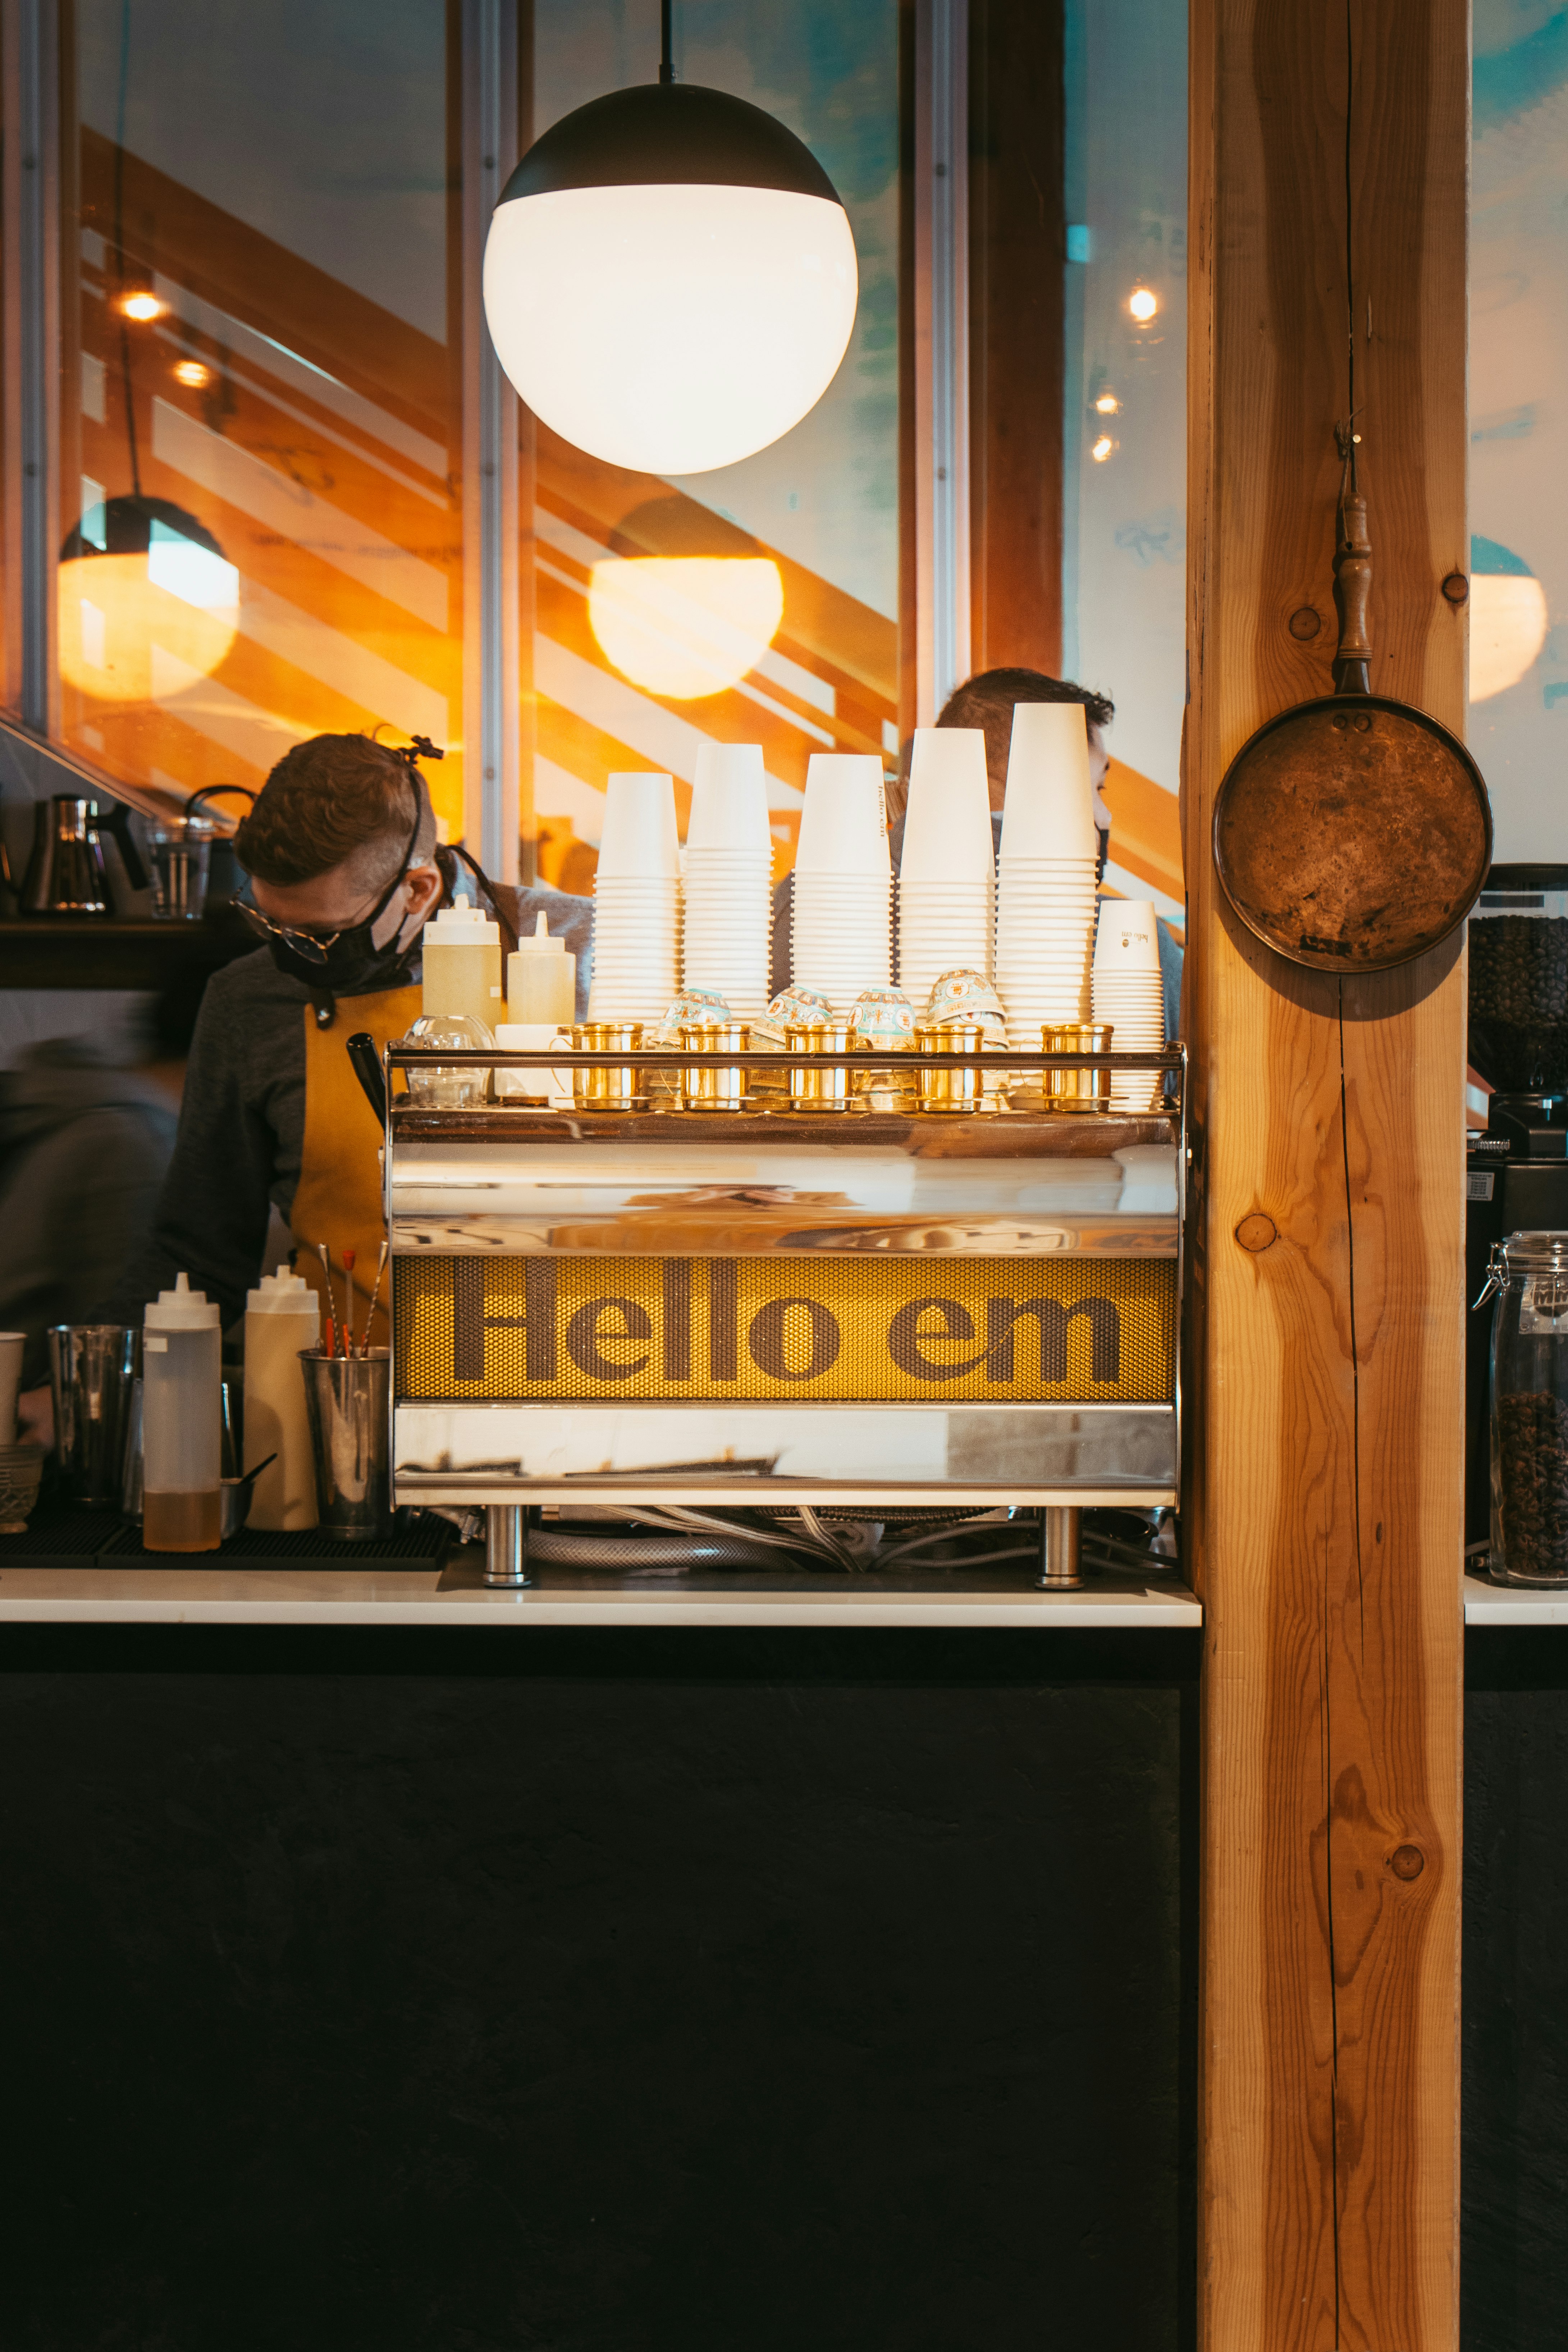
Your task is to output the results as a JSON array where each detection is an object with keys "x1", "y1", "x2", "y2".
[{"x1": 1476, "y1": 1228, "x2": 1568, "y2": 1585}]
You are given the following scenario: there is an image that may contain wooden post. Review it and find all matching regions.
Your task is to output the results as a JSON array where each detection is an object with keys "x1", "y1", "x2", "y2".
[{"x1": 1185, "y1": 2, "x2": 1466, "y2": 2347}]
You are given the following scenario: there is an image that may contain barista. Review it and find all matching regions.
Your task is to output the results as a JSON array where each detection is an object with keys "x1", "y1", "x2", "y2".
[{"x1": 19, "y1": 733, "x2": 589, "y2": 1441}]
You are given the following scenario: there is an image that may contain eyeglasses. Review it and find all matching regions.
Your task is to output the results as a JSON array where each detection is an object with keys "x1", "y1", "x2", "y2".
[{"x1": 235, "y1": 899, "x2": 353, "y2": 965}]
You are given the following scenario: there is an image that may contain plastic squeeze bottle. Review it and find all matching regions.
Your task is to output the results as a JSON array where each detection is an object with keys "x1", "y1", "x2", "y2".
[
  {"x1": 422, "y1": 901, "x2": 503, "y2": 1030},
  {"x1": 142, "y1": 1272, "x2": 221, "y2": 1552},
  {"x1": 505, "y1": 910, "x2": 576, "y2": 1025},
  {"x1": 244, "y1": 1267, "x2": 321, "y2": 1530}
]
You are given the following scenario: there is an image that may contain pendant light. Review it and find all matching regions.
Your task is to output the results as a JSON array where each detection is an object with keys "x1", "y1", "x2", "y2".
[
  {"x1": 59, "y1": 492, "x2": 239, "y2": 705},
  {"x1": 482, "y1": 3, "x2": 858, "y2": 477}
]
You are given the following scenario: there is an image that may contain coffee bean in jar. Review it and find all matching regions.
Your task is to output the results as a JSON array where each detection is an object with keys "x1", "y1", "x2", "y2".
[
  {"x1": 1482, "y1": 1229, "x2": 1568, "y2": 1586},
  {"x1": 1468, "y1": 866, "x2": 1568, "y2": 1094}
]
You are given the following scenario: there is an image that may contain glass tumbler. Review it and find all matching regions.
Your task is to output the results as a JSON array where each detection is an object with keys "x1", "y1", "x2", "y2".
[{"x1": 148, "y1": 819, "x2": 214, "y2": 920}]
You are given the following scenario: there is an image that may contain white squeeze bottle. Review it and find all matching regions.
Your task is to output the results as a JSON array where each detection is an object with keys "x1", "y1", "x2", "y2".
[
  {"x1": 422, "y1": 901, "x2": 503, "y2": 1030},
  {"x1": 505, "y1": 909, "x2": 576, "y2": 1025},
  {"x1": 142, "y1": 1273, "x2": 222, "y2": 1553},
  {"x1": 244, "y1": 1267, "x2": 321, "y2": 1530}
]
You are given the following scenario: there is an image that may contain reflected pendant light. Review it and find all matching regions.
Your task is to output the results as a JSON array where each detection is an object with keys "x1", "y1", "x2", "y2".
[
  {"x1": 482, "y1": 5, "x2": 858, "y2": 476},
  {"x1": 58, "y1": 494, "x2": 240, "y2": 704}
]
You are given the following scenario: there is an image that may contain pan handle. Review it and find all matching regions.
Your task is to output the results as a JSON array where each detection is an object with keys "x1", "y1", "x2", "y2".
[{"x1": 1333, "y1": 491, "x2": 1373, "y2": 695}]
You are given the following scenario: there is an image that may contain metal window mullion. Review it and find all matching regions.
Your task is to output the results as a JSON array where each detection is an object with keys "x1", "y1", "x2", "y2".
[
  {"x1": 4, "y1": 0, "x2": 60, "y2": 733},
  {"x1": 913, "y1": 0, "x2": 970, "y2": 728},
  {"x1": 461, "y1": 0, "x2": 521, "y2": 882}
]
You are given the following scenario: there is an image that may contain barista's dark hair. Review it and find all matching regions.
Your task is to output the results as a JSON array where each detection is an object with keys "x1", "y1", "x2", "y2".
[
  {"x1": 937, "y1": 667, "x2": 1114, "y2": 795},
  {"x1": 234, "y1": 733, "x2": 435, "y2": 887}
]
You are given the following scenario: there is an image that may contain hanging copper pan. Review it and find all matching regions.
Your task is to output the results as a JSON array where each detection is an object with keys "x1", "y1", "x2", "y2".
[{"x1": 1212, "y1": 475, "x2": 1491, "y2": 973}]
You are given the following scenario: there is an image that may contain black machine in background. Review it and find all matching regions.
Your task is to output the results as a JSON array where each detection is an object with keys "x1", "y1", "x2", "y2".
[{"x1": 1465, "y1": 863, "x2": 1568, "y2": 1552}]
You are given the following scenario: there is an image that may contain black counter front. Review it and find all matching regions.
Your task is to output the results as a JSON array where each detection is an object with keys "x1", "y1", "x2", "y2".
[{"x1": 0, "y1": 1622, "x2": 1198, "y2": 2352}]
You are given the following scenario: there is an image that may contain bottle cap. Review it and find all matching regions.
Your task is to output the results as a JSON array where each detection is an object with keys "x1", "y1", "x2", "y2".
[
  {"x1": 246, "y1": 1266, "x2": 321, "y2": 1316},
  {"x1": 511, "y1": 910, "x2": 566, "y2": 955},
  {"x1": 145, "y1": 1270, "x2": 220, "y2": 1330},
  {"x1": 426, "y1": 902, "x2": 500, "y2": 943}
]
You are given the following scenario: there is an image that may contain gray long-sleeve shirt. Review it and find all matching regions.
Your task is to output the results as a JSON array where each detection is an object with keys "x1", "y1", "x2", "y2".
[{"x1": 99, "y1": 884, "x2": 592, "y2": 1330}]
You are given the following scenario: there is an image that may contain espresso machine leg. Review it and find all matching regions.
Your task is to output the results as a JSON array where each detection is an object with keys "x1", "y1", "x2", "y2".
[
  {"x1": 1037, "y1": 1505, "x2": 1084, "y2": 1591},
  {"x1": 484, "y1": 1503, "x2": 534, "y2": 1588}
]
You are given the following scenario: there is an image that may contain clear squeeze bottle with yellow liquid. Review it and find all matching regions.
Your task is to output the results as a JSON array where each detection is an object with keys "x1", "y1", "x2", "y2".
[
  {"x1": 142, "y1": 1272, "x2": 222, "y2": 1552},
  {"x1": 421, "y1": 901, "x2": 503, "y2": 1030}
]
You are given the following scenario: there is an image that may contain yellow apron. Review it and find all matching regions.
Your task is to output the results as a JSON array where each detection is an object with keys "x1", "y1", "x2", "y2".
[{"x1": 288, "y1": 984, "x2": 420, "y2": 1353}]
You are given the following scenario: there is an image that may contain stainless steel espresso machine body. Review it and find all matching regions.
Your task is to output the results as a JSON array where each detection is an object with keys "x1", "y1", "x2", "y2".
[{"x1": 384, "y1": 1043, "x2": 1185, "y2": 1589}]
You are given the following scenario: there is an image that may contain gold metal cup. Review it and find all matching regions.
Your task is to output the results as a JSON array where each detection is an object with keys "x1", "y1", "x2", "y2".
[
  {"x1": 571, "y1": 1021, "x2": 644, "y2": 1111},
  {"x1": 915, "y1": 1021, "x2": 987, "y2": 1113},
  {"x1": 785, "y1": 1021, "x2": 852, "y2": 1112},
  {"x1": 678, "y1": 1021, "x2": 750, "y2": 1112},
  {"x1": 1042, "y1": 1021, "x2": 1114, "y2": 1114}
]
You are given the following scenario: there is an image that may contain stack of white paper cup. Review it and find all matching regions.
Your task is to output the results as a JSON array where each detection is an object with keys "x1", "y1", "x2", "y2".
[
  {"x1": 896, "y1": 727, "x2": 994, "y2": 1006},
  {"x1": 993, "y1": 703, "x2": 1100, "y2": 1044},
  {"x1": 681, "y1": 741, "x2": 773, "y2": 1016},
  {"x1": 791, "y1": 752, "x2": 892, "y2": 1010},
  {"x1": 588, "y1": 770, "x2": 681, "y2": 1021},
  {"x1": 1092, "y1": 897, "x2": 1165, "y2": 1109}
]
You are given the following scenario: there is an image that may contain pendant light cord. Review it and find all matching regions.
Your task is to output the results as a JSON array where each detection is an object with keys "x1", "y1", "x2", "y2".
[{"x1": 659, "y1": 0, "x2": 674, "y2": 83}]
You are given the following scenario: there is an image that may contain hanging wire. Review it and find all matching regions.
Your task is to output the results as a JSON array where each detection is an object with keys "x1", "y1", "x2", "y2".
[{"x1": 659, "y1": 0, "x2": 675, "y2": 83}]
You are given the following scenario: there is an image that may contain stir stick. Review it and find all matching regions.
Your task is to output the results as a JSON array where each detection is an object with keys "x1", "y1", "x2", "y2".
[{"x1": 356, "y1": 1243, "x2": 390, "y2": 1356}]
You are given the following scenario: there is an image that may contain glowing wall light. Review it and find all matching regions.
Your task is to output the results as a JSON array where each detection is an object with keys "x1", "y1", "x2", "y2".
[
  {"x1": 588, "y1": 555, "x2": 785, "y2": 699},
  {"x1": 58, "y1": 495, "x2": 239, "y2": 702},
  {"x1": 1128, "y1": 286, "x2": 1158, "y2": 322},
  {"x1": 1469, "y1": 534, "x2": 1549, "y2": 702}
]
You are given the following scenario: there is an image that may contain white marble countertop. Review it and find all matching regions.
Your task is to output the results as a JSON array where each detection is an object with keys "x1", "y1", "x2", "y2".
[
  {"x1": 1463, "y1": 1570, "x2": 1568, "y2": 1625},
  {"x1": 0, "y1": 1561, "x2": 1202, "y2": 1629}
]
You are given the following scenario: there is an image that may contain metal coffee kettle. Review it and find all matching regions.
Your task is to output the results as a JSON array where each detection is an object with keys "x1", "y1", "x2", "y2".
[{"x1": 22, "y1": 795, "x2": 115, "y2": 914}]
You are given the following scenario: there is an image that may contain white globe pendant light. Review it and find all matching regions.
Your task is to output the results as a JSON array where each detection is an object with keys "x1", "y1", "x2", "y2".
[{"x1": 482, "y1": 14, "x2": 858, "y2": 476}]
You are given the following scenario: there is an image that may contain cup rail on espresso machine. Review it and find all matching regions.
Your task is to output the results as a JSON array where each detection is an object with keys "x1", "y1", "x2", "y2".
[{"x1": 380, "y1": 1041, "x2": 1187, "y2": 1593}]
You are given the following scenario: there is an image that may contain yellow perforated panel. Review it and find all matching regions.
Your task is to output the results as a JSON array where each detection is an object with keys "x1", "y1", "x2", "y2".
[{"x1": 394, "y1": 1254, "x2": 1175, "y2": 1405}]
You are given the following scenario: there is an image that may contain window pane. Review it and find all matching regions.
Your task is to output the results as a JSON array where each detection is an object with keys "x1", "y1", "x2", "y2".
[
  {"x1": 1469, "y1": 2, "x2": 1568, "y2": 852},
  {"x1": 525, "y1": 2, "x2": 901, "y2": 888},
  {"x1": 1062, "y1": 0, "x2": 1186, "y2": 923},
  {"x1": 58, "y1": 0, "x2": 466, "y2": 840}
]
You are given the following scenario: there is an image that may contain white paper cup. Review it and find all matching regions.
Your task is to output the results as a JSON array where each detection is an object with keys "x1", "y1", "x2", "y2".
[
  {"x1": 902, "y1": 727, "x2": 994, "y2": 882},
  {"x1": 1094, "y1": 899, "x2": 1162, "y2": 971},
  {"x1": 795, "y1": 753, "x2": 890, "y2": 874},
  {"x1": 687, "y1": 741, "x2": 771, "y2": 852},
  {"x1": 999, "y1": 703, "x2": 1097, "y2": 861},
  {"x1": 0, "y1": 1332, "x2": 23, "y2": 1446},
  {"x1": 596, "y1": 772, "x2": 680, "y2": 879}
]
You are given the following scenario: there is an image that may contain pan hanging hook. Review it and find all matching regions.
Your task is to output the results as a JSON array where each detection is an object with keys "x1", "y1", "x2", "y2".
[{"x1": 1331, "y1": 419, "x2": 1372, "y2": 694}]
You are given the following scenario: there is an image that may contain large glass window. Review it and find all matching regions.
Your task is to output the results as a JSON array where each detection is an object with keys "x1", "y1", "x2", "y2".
[
  {"x1": 58, "y1": 0, "x2": 467, "y2": 840},
  {"x1": 1061, "y1": 0, "x2": 1185, "y2": 925},
  {"x1": 524, "y1": 0, "x2": 901, "y2": 889},
  {"x1": 1469, "y1": 0, "x2": 1568, "y2": 855}
]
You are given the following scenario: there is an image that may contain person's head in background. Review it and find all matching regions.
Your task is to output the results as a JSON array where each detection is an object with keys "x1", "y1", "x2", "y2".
[
  {"x1": 233, "y1": 733, "x2": 443, "y2": 950},
  {"x1": 915, "y1": 666, "x2": 1116, "y2": 876}
]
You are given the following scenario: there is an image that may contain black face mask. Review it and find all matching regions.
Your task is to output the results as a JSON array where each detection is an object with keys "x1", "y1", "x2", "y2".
[{"x1": 240, "y1": 772, "x2": 431, "y2": 1025}]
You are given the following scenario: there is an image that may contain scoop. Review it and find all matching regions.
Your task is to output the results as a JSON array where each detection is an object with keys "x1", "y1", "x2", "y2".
[{"x1": 220, "y1": 1451, "x2": 278, "y2": 1540}]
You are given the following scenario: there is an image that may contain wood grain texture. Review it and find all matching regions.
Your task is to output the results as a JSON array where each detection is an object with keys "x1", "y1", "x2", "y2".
[{"x1": 1186, "y1": 1, "x2": 1466, "y2": 2346}]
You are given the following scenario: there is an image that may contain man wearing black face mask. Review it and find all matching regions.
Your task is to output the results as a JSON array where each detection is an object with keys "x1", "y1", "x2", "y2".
[{"x1": 74, "y1": 731, "x2": 590, "y2": 1363}]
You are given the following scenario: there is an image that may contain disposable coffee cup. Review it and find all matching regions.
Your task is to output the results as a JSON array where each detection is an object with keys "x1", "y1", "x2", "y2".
[
  {"x1": 999, "y1": 704, "x2": 1098, "y2": 861},
  {"x1": 902, "y1": 728, "x2": 994, "y2": 882},
  {"x1": 795, "y1": 754, "x2": 890, "y2": 874},
  {"x1": 596, "y1": 771, "x2": 680, "y2": 879},
  {"x1": 688, "y1": 741, "x2": 771, "y2": 852}
]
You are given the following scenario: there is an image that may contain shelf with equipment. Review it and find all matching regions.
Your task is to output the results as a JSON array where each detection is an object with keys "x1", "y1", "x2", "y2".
[{"x1": 0, "y1": 910, "x2": 256, "y2": 990}]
